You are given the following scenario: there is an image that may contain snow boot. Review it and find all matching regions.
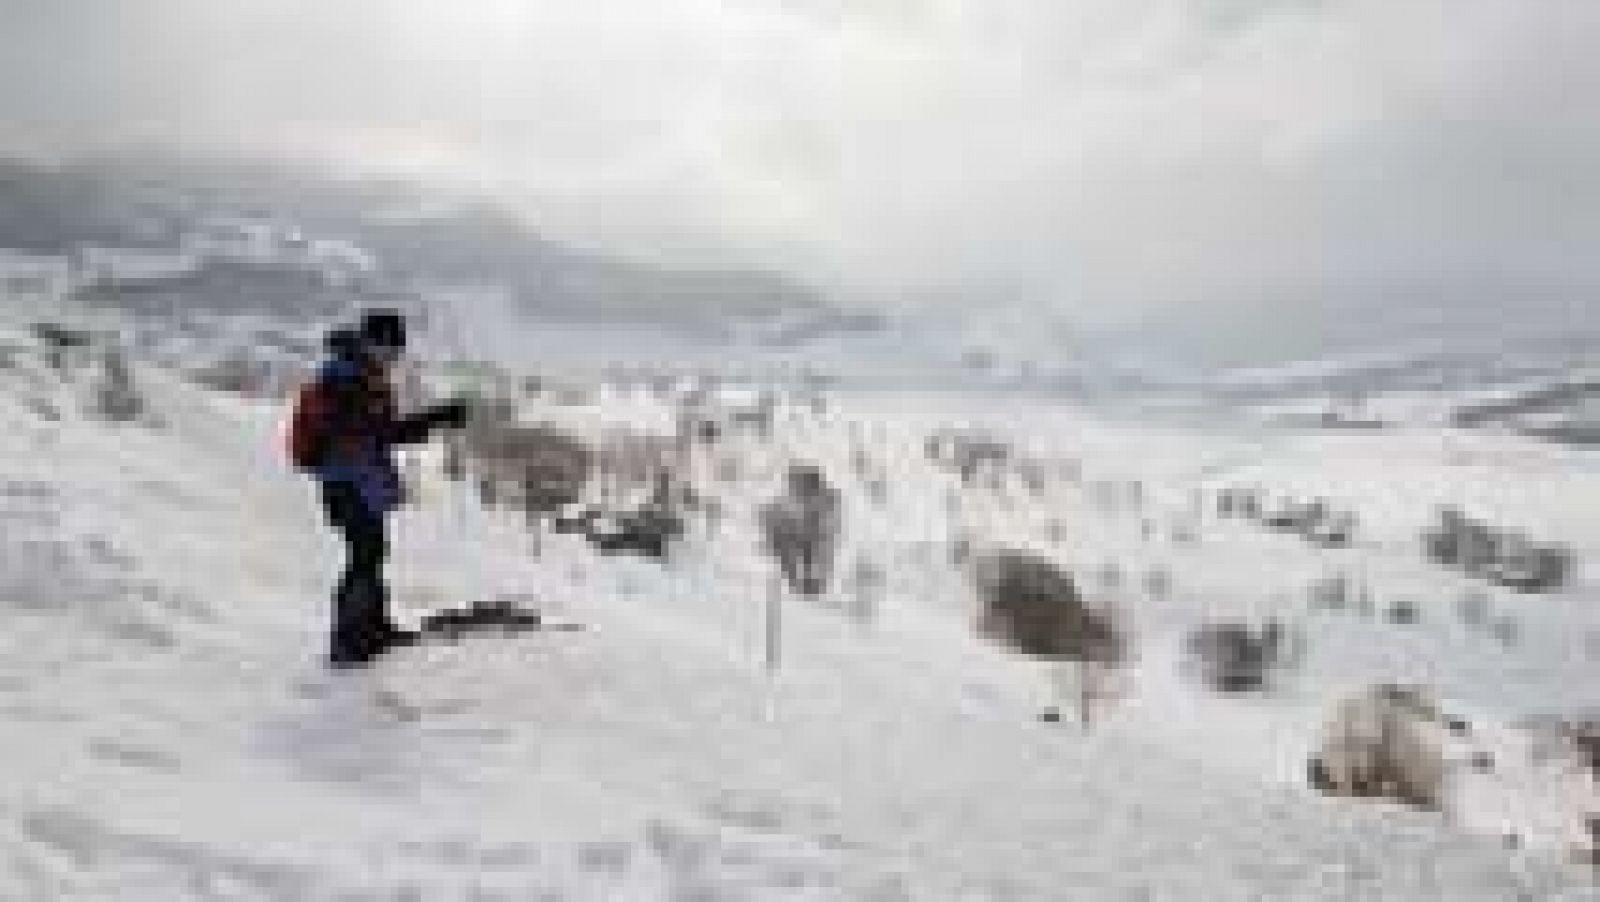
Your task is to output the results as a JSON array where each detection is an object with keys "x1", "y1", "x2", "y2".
[{"x1": 378, "y1": 626, "x2": 422, "y2": 651}]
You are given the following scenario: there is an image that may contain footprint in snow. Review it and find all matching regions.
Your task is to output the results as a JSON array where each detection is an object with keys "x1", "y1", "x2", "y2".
[{"x1": 87, "y1": 738, "x2": 180, "y2": 773}]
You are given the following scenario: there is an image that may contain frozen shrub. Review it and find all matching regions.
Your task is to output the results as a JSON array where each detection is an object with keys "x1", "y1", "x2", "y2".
[
  {"x1": 976, "y1": 464, "x2": 1007, "y2": 494},
  {"x1": 1491, "y1": 615, "x2": 1521, "y2": 648},
  {"x1": 1424, "y1": 507, "x2": 1498, "y2": 574},
  {"x1": 965, "y1": 548, "x2": 1128, "y2": 726},
  {"x1": 1355, "y1": 586, "x2": 1376, "y2": 618},
  {"x1": 759, "y1": 464, "x2": 843, "y2": 596},
  {"x1": 1184, "y1": 620, "x2": 1298, "y2": 693},
  {"x1": 188, "y1": 353, "x2": 267, "y2": 397},
  {"x1": 93, "y1": 349, "x2": 144, "y2": 423},
  {"x1": 1263, "y1": 498, "x2": 1324, "y2": 533},
  {"x1": 442, "y1": 438, "x2": 466, "y2": 482},
  {"x1": 477, "y1": 476, "x2": 499, "y2": 507},
  {"x1": 1044, "y1": 519, "x2": 1070, "y2": 544},
  {"x1": 1309, "y1": 574, "x2": 1352, "y2": 611},
  {"x1": 31, "y1": 321, "x2": 93, "y2": 373},
  {"x1": 1014, "y1": 460, "x2": 1049, "y2": 498},
  {"x1": 849, "y1": 446, "x2": 873, "y2": 480},
  {"x1": 1142, "y1": 566, "x2": 1171, "y2": 600},
  {"x1": 1457, "y1": 590, "x2": 1491, "y2": 627},
  {"x1": 1215, "y1": 488, "x2": 1244, "y2": 518},
  {"x1": 844, "y1": 558, "x2": 884, "y2": 625},
  {"x1": 1240, "y1": 493, "x2": 1262, "y2": 519},
  {"x1": 31, "y1": 321, "x2": 92, "y2": 351},
  {"x1": 1557, "y1": 720, "x2": 1600, "y2": 777},
  {"x1": 924, "y1": 429, "x2": 1010, "y2": 483},
  {"x1": 591, "y1": 426, "x2": 683, "y2": 508},
  {"x1": 466, "y1": 422, "x2": 594, "y2": 517},
  {"x1": 549, "y1": 386, "x2": 595, "y2": 407},
  {"x1": 1306, "y1": 511, "x2": 1357, "y2": 548},
  {"x1": 551, "y1": 507, "x2": 599, "y2": 535},
  {"x1": 1424, "y1": 508, "x2": 1465, "y2": 565},
  {"x1": 1232, "y1": 487, "x2": 1263, "y2": 519},
  {"x1": 584, "y1": 505, "x2": 685, "y2": 561},
  {"x1": 968, "y1": 550, "x2": 1110, "y2": 658},
  {"x1": 949, "y1": 535, "x2": 974, "y2": 568},
  {"x1": 1169, "y1": 521, "x2": 1200, "y2": 545},
  {"x1": 1096, "y1": 561, "x2": 1123, "y2": 589},
  {"x1": 558, "y1": 473, "x2": 689, "y2": 562},
  {"x1": 1387, "y1": 599, "x2": 1421, "y2": 625},
  {"x1": 1425, "y1": 507, "x2": 1574, "y2": 592},
  {"x1": 1492, "y1": 541, "x2": 1574, "y2": 593},
  {"x1": 25, "y1": 395, "x2": 59, "y2": 421}
]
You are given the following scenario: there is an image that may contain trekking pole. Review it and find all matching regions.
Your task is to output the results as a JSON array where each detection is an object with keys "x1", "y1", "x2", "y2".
[
  {"x1": 765, "y1": 570, "x2": 783, "y2": 672},
  {"x1": 761, "y1": 569, "x2": 784, "y2": 724},
  {"x1": 435, "y1": 292, "x2": 491, "y2": 603}
]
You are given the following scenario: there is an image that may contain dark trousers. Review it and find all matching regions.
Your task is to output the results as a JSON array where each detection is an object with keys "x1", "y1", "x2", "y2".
[{"x1": 320, "y1": 481, "x2": 394, "y2": 660}]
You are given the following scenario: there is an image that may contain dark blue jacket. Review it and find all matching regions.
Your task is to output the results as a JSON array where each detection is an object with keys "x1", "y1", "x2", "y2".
[{"x1": 297, "y1": 354, "x2": 443, "y2": 517}]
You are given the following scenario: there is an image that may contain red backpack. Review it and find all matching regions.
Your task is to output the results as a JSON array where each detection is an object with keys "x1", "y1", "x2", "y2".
[{"x1": 284, "y1": 380, "x2": 332, "y2": 470}]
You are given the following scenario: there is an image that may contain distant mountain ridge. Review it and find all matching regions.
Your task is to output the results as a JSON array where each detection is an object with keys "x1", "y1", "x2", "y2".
[{"x1": 0, "y1": 155, "x2": 872, "y2": 343}]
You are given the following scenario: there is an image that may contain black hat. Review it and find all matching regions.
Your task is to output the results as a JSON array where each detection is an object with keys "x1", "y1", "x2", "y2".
[{"x1": 357, "y1": 309, "x2": 407, "y2": 349}]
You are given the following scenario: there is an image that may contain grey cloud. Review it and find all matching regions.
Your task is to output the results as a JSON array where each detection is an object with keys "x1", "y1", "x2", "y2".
[{"x1": 1, "y1": 0, "x2": 1596, "y2": 339}]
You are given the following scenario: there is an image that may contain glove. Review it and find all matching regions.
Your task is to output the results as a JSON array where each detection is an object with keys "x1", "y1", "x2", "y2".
[{"x1": 427, "y1": 398, "x2": 472, "y2": 429}]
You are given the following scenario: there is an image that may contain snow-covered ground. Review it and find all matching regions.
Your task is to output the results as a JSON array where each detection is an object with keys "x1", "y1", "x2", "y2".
[{"x1": 0, "y1": 302, "x2": 1595, "y2": 899}]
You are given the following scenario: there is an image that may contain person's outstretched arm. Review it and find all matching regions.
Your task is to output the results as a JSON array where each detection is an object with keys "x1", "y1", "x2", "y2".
[{"x1": 390, "y1": 399, "x2": 470, "y2": 444}]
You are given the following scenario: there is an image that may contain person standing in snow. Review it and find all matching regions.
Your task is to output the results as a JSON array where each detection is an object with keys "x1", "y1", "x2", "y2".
[{"x1": 286, "y1": 310, "x2": 469, "y2": 667}]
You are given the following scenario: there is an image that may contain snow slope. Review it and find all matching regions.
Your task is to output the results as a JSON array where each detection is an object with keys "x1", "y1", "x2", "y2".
[{"x1": 0, "y1": 315, "x2": 1593, "y2": 899}]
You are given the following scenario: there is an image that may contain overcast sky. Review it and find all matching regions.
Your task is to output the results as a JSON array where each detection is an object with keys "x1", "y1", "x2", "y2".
[{"x1": 1, "y1": 0, "x2": 1597, "y2": 335}]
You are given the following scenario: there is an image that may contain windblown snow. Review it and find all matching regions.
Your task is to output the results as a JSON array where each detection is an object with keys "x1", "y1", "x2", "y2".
[{"x1": 0, "y1": 297, "x2": 1594, "y2": 900}]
